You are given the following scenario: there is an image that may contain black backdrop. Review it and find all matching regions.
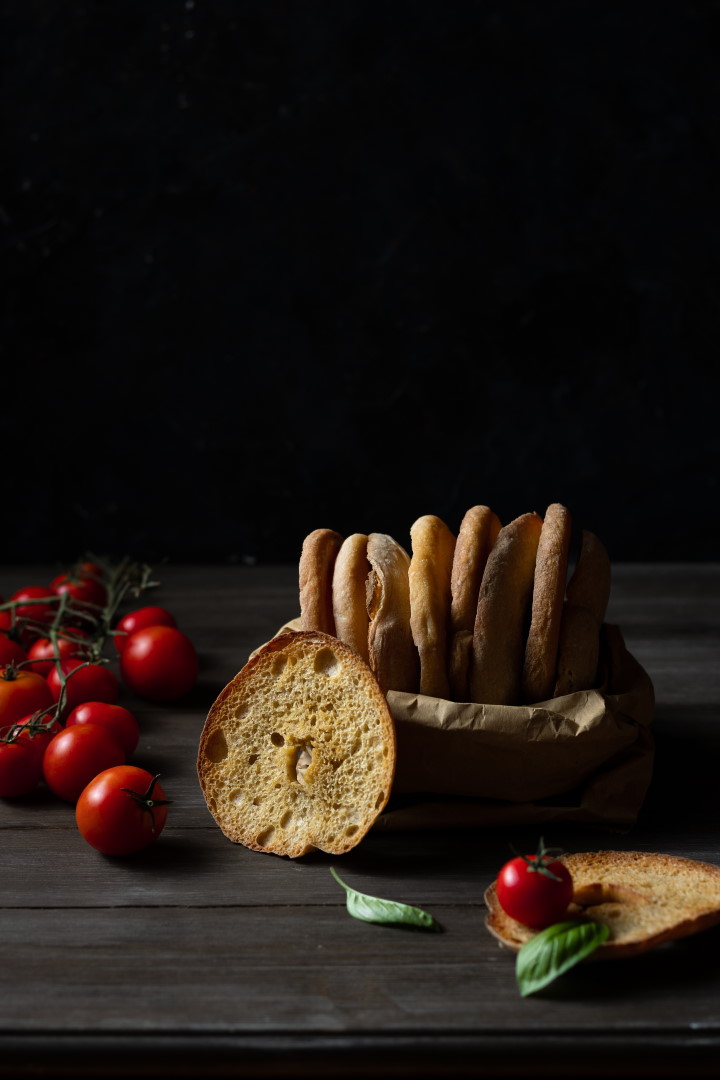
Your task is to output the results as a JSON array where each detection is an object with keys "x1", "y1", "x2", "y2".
[{"x1": 3, "y1": 1, "x2": 718, "y2": 564}]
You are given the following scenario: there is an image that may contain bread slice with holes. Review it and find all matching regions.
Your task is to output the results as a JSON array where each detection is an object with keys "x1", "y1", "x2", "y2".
[
  {"x1": 485, "y1": 851, "x2": 720, "y2": 959},
  {"x1": 197, "y1": 630, "x2": 396, "y2": 857}
]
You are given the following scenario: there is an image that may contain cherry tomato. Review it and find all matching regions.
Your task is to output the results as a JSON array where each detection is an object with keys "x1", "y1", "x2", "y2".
[
  {"x1": 0, "y1": 738, "x2": 42, "y2": 797},
  {"x1": 120, "y1": 626, "x2": 197, "y2": 702},
  {"x1": 14, "y1": 711, "x2": 63, "y2": 762},
  {"x1": 9, "y1": 587, "x2": 57, "y2": 636},
  {"x1": 50, "y1": 572, "x2": 107, "y2": 609},
  {"x1": 0, "y1": 610, "x2": 32, "y2": 649},
  {"x1": 47, "y1": 659, "x2": 120, "y2": 714},
  {"x1": 113, "y1": 606, "x2": 177, "y2": 654},
  {"x1": 42, "y1": 724, "x2": 125, "y2": 802},
  {"x1": 26, "y1": 628, "x2": 89, "y2": 677},
  {"x1": 0, "y1": 667, "x2": 54, "y2": 727},
  {"x1": 495, "y1": 841, "x2": 574, "y2": 929},
  {"x1": 0, "y1": 636, "x2": 28, "y2": 668},
  {"x1": 76, "y1": 561, "x2": 105, "y2": 580},
  {"x1": 76, "y1": 766, "x2": 169, "y2": 855},
  {"x1": 66, "y1": 702, "x2": 139, "y2": 757}
]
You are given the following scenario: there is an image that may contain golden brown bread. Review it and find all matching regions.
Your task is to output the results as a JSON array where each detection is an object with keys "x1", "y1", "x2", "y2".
[
  {"x1": 555, "y1": 530, "x2": 611, "y2": 695},
  {"x1": 299, "y1": 528, "x2": 343, "y2": 635},
  {"x1": 521, "y1": 503, "x2": 572, "y2": 703},
  {"x1": 449, "y1": 506, "x2": 502, "y2": 700},
  {"x1": 409, "y1": 514, "x2": 456, "y2": 698},
  {"x1": 470, "y1": 512, "x2": 543, "y2": 705},
  {"x1": 197, "y1": 631, "x2": 396, "y2": 858},
  {"x1": 332, "y1": 533, "x2": 370, "y2": 662},
  {"x1": 485, "y1": 851, "x2": 720, "y2": 959},
  {"x1": 366, "y1": 533, "x2": 420, "y2": 695}
]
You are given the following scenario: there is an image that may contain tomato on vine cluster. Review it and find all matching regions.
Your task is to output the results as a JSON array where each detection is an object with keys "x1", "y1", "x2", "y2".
[{"x1": 0, "y1": 556, "x2": 188, "y2": 855}]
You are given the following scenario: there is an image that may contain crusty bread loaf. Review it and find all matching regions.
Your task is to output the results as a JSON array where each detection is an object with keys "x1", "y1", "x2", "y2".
[
  {"x1": 521, "y1": 503, "x2": 572, "y2": 703},
  {"x1": 470, "y1": 512, "x2": 543, "y2": 705},
  {"x1": 485, "y1": 851, "x2": 720, "y2": 959},
  {"x1": 197, "y1": 631, "x2": 396, "y2": 858},
  {"x1": 366, "y1": 533, "x2": 420, "y2": 695},
  {"x1": 555, "y1": 530, "x2": 611, "y2": 695},
  {"x1": 299, "y1": 528, "x2": 343, "y2": 635},
  {"x1": 409, "y1": 514, "x2": 456, "y2": 698},
  {"x1": 449, "y1": 506, "x2": 501, "y2": 700},
  {"x1": 332, "y1": 533, "x2": 370, "y2": 662}
]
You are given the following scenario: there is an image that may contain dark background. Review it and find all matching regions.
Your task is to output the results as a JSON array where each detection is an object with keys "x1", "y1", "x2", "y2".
[{"x1": 3, "y1": 0, "x2": 718, "y2": 565}]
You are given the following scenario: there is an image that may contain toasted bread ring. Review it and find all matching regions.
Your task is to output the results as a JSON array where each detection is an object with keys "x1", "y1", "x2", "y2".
[
  {"x1": 366, "y1": 533, "x2": 419, "y2": 695},
  {"x1": 409, "y1": 514, "x2": 456, "y2": 698},
  {"x1": 521, "y1": 503, "x2": 572, "y2": 703},
  {"x1": 450, "y1": 506, "x2": 502, "y2": 636},
  {"x1": 470, "y1": 512, "x2": 543, "y2": 705},
  {"x1": 332, "y1": 533, "x2": 370, "y2": 662},
  {"x1": 554, "y1": 530, "x2": 611, "y2": 695},
  {"x1": 299, "y1": 528, "x2": 343, "y2": 635}
]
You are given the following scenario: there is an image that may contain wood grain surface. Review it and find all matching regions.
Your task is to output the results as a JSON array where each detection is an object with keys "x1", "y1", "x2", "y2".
[{"x1": 1, "y1": 563, "x2": 719, "y2": 1078}]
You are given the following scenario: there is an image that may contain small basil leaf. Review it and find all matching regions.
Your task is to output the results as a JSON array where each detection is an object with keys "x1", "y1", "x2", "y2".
[
  {"x1": 516, "y1": 920, "x2": 610, "y2": 996},
  {"x1": 330, "y1": 867, "x2": 438, "y2": 930}
]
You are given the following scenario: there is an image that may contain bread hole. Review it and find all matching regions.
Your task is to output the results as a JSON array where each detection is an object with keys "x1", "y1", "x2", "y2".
[
  {"x1": 248, "y1": 753, "x2": 258, "y2": 765},
  {"x1": 234, "y1": 703, "x2": 249, "y2": 719},
  {"x1": 349, "y1": 739, "x2": 361, "y2": 755},
  {"x1": 205, "y1": 730, "x2": 228, "y2": 764},
  {"x1": 270, "y1": 732, "x2": 285, "y2": 747},
  {"x1": 382, "y1": 746, "x2": 389, "y2": 757},
  {"x1": 345, "y1": 825, "x2": 359, "y2": 838},
  {"x1": 573, "y1": 883, "x2": 650, "y2": 907},
  {"x1": 256, "y1": 827, "x2": 276, "y2": 847},
  {"x1": 314, "y1": 648, "x2": 341, "y2": 677},
  {"x1": 271, "y1": 655, "x2": 287, "y2": 676},
  {"x1": 229, "y1": 790, "x2": 243, "y2": 806},
  {"x1": 252, "y1": 796, "x2": 263, "y2": 806},
  {"x1": 294, "y1": 744, "x2": 313, "y2": 783},
  {"x1": 280, "y1": 811, "x2": 292, "y2": 829},
  {"x1": 375, "y1": 791, "x2": 385, "y2": 809}
]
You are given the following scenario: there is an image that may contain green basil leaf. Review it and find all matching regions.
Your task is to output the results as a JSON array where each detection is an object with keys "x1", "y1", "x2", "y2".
[
  {"x1": 516, "y1": 920, "x2": 610, "y2": 996},
  {"x1": 330, "y1": 867, "x2": 438, "y2": 930}
]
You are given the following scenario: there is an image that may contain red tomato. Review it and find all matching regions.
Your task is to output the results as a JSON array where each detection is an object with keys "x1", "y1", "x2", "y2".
[
  {"x1": 0, "y1": 636, "x2": 28, "y2": 667},
  {"x1": 66, "y1": 702, "x2": 139, "y2": 757},
  {"x1": 26, "y1": 628, "x2": 89, "y2": 677},
  {"x1": 76, "y1": 561, "x2": 105, "y2": 580},
  {"x1": 120, "y1": 626, "x2": 197, "y2": 702},
  {"x1": 14, "y1": 711, "x2": 63, "y2": 762},
  {"x1": 76, "y1": 766, "x2": 170, "y2": 855},
  {"x1": 50, "y1": 572, "x2": 107, "y2": 609},
  {"x1": 0, "y1": 738, "x2": 42, "y2": 797},
  {"x1": 42, "y1": 724, "x2": 125, "y2": 802},
  {"x1": 47, "y1": 659, "x2": 120, "y2": 713},
  {"x1": 9, "y1": 587, "x2": 57, "y2": 636},
  {"x1": 0, "y1": 667, "x2": 54, "y2": 728},
  {"x1": 113, "y1": 606, "x2": 177, "y2": 654},
  {"x1": 496, "y1": 842, "x2": 574, "y2": 929}
]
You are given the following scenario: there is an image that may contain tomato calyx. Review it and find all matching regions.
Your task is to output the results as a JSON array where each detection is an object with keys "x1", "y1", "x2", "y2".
[
  {"x1": 510, "y1": 837, "x2": 566, "y2": 883},
  {"x1": 121, "y1": 773, "x2": 173, "y2": 833}
]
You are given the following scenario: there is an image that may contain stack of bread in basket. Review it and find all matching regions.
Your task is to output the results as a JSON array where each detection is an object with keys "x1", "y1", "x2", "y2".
[{"x1": 197, "y1": 505, "x2": 655, "y2": 858}]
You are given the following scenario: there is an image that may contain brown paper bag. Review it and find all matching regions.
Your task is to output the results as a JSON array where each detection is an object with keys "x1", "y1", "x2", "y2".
[{"x1": 262, "y1": 619, "x2": 655, "y2": 832}]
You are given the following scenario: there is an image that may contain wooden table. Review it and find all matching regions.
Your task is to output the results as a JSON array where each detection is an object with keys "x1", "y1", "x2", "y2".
[{"x1": 1, "y1": 564, "x2": 719, "y2": 1078}]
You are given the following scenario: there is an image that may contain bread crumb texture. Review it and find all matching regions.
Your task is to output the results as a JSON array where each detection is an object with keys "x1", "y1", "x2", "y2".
[
  {"x1": 197, "y1": 631, "x2": 396, "y2": 857},
  {"x1": 485, "y1": 851, "x2": 720, "y2": 958}
]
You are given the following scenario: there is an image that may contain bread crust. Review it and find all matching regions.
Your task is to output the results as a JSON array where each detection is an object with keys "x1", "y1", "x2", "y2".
[
  {"x1": 521, "y1": 503, "x2": 572, "y2": 703},
  {"x1": 332, "y1": 533, "x2": 370, "y2": 662},
  {"x1": 450, "y1": 505, "x2": 502, "y2": 636},
  {"x1": 409, "y1": 515, "x2": 456, "y2": 699},
  {"x1": 485, "y1": 851, "x2": 720, "y2": 959},
  {"x1": 470, "y1": 512, "x2": 543, "y2": 705},
  {"x1": 555, "y1": 530, "x2": 611, "y2": 695},
  {"x1": 366, "y1": 533, "x2": 420, "y2": 695},
  {"x1": 197, "y1": 630, "x2": 396, "y2": 858},
  {"x1": 299, "y1": 528, "x2": 343, "y2": 635}
]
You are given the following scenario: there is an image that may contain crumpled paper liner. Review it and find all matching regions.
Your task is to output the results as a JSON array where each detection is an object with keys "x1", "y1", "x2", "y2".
[{"x1": 264, "y1": 619, "x2": 655, "y2": 832}]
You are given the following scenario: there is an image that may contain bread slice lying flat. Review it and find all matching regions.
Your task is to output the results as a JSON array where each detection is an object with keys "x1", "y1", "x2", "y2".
[
  {"x1": 485, "y1": 851, "x2": 720, "y2": 958},
  {"x1": 197, "y1": 631, "x2": 396, "y2": 857}
]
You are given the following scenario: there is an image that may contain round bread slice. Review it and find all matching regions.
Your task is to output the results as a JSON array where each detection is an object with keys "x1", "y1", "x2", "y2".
[
  {"x1": 197, "y1": 631, "x2": 396, "y2": 858},
  {"x1": 485, "y1": 851, "x2": 720, "y2": 959},
  {"x1": 366, "y1": 532, "x2": 420, "y2": 695},
  {"x1": 470, "y1": 512, "x2": 543, "y2": 705},
  {"x1": 409, "y1": 514, "x2": 456, "y2": 699},
  {"x1": 450, "y1": 505, "x2": 502, "y2": 637},
  {"x1": 299, "y1": 528, "x2": 343, "y2": 635},
  {"x1": 332, "y1": 533, "x2": 370, "y2": 662},
  {"x1": 521, "y1": 503, "x2": 572, "y2": 703}
]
